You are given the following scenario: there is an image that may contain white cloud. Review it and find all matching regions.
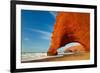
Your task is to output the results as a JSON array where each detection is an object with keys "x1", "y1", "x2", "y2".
[
  {"x1": 41, "y1": 36, "x2": 51, "y2": 40},
  {"x1": 31, "y1": 29, "x2": 52, "y2": 40},
  {"x1": 49, "y1": 12, "x2": 57, "y2": 19}
]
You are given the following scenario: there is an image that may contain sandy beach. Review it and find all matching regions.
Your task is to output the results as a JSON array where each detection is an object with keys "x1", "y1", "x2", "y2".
[{"x1": 21, "y1": 52, "x2": 90, "y2": 63}]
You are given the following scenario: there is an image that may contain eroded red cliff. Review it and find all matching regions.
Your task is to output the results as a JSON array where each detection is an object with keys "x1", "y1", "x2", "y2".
[{"x1": 47, "y1": 12, "x2": 90, "y2": 56}]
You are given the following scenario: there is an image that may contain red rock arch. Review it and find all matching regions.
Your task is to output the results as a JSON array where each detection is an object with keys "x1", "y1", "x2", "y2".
[{"x1": 47, "y1": 12, "x2": 90, "y2": 56}]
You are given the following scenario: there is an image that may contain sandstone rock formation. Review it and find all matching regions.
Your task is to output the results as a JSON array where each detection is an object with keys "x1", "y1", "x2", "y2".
[{"x1": 47, "y1": 12, "x2": 90, "y2": 56}]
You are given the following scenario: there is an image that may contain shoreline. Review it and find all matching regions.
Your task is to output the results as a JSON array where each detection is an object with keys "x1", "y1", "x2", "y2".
[{"x1": 21, "y1": 52, "x2": 90, "y2": 63}]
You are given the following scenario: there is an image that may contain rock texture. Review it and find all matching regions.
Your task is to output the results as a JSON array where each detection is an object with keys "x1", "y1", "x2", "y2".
[{"x1": 47, "y1": 12, "x2": 90, "y2": 56}]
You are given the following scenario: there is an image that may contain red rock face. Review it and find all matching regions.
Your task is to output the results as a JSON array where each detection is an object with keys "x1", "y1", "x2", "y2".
[{"x1": 47, "y1": 12, "x2": 90, "y2": 56}]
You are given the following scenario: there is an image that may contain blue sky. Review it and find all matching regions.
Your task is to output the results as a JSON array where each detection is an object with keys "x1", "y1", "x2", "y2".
[{"x1": 21, "y1": 10, "x2": 56, "y2": 52}]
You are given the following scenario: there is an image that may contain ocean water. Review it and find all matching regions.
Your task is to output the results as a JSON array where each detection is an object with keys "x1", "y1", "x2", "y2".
[
  {"x1": 21, "y1": 52, "x2": 48, "y2": 61},
  {"x1": 21, "y1": 42, "x2": 81, "y2": 62},
  {"x1": 21, "y1": 52, "x2": 75, "y2": 62}
]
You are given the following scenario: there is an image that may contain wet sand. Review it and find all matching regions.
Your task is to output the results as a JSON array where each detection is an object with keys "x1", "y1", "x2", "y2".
[{"x1": 22, "y1": 52, "x2": 90, "y2": 63}]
